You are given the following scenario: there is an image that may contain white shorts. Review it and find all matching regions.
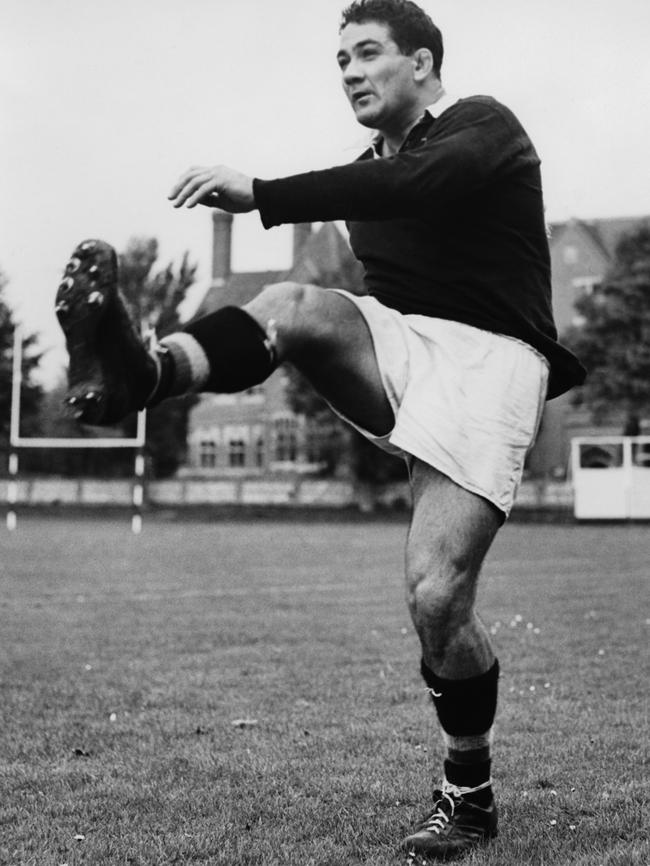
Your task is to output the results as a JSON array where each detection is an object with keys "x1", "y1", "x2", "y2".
[{"x1": 328, "y1": 290, "x2": 549, "y2": 517}]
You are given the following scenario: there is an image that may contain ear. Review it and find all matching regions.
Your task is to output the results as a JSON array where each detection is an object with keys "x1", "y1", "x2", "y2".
[{"x1": 412, "y1": 47, "x2": 434, "y2": 82}]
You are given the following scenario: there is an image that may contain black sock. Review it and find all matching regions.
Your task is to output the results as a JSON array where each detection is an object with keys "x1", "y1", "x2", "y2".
[
  {"x1": 420, "y1": 659, "x2": 499, "y2": 736},
  {"x1": 421, "y1": 659, "x2": 499, "y2": 807},
  {"x1": 150, "y1": 306, "x2": 277, "y2": 403},
  {"x1": 444, "y1": 757, "x2": 493, "y2": 807},
  {"x1": 184, "y1": 306, "x2": 276, "y2": 393}
]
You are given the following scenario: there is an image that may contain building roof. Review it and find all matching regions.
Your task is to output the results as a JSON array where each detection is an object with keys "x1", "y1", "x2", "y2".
[
  {"x1": 191, "y1": 221, "x2": 364, "y2": 320},
  {"x1": 585, "y1": 217, "x2": 649, "y2": 259},
  {"x1": 192, "y1": 270, "x2": 286, "y2": 319},
  {"x1": 549, "y1": 215, "x2": 650, "y2": 261},
  {"x1": 285, "y1": 222, "x2": 364, "y2": 290}
]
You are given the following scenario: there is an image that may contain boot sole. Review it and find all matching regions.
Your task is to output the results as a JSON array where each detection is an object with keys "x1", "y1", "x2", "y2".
[{"x1": 55, "y1": 239, "x2": 119, "y2": 424}]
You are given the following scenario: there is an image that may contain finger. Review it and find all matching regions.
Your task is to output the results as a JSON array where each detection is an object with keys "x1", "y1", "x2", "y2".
[
  {"x1": 184, "y1": 178, "x2": 223, "y2": 209},
  {"x1": 168, "y1": 166, "x2": 209, "y2": 201},
  {"x1": 170, "y1": 171, "x2": 215, "y2": 208},
  {"x1": 168, "y1": 171, "x2": 209, "y2": 204}
]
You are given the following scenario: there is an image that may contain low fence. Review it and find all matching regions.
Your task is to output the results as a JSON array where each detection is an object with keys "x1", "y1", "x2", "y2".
[
  {"x1": 0, "y1": 476, "x2": 572, "y2": 513},
  {"x1": 511, "y1": 480, "x2": 573, "y2": 509}
]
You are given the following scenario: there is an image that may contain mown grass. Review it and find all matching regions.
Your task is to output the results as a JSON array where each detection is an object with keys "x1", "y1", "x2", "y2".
[{"x1": 0, "y1": 517, "x2": 648, "y2": 865}]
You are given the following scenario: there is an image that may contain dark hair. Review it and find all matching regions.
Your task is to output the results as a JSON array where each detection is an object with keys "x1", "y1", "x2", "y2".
[{"x1": 340, "y1": 0, "x2": 443, "y2": 78}]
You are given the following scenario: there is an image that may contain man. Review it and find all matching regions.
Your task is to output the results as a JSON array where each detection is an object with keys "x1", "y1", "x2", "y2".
[{"x1": 55, "y1": 0, "x2": 585, "y2": 858}]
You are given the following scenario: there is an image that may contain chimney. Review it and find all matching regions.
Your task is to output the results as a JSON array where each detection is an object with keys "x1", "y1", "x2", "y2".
[
  {"x1": 211, "y1": 210, "x2": 233, "y2": 284},
  {"x1": 292, "y1": 223, "x2": 312, "y2": 265}
]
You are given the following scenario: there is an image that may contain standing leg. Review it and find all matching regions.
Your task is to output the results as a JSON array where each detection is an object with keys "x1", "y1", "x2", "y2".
[{"x1": 403, "y1": 459, "x2": 502, "y2": 858}]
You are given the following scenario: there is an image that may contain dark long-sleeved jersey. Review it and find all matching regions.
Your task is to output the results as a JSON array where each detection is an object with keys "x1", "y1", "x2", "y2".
[{"x1": 253, "y1": 95, "x2": 585, "y2": 398}]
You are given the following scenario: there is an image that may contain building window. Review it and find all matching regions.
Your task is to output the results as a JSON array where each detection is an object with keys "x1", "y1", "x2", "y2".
[
  {"x1": 305, "y1": 425, "x2": 332, "y2": 465},
  {"x1": 632, "y1": 442, "x2": 650, "y2": 466},
  {"x1": 199, "y1": 439, "x2": 217, "y2": 469},
  {"x1": 255, "y1": 437, "x2": 265, "y2": 467},
  {"x1": 306, "y1": 430, "x2": 321, "y2": 465},
  {"x1": 274, "y1": 417, "x2": 298, "y2": 462},
  {"x1": 228, "y1": 439, "x2": 246, "y2": 467},
  {"x1": 579, "y1": 443, "x2": 623, "y2": 469}
]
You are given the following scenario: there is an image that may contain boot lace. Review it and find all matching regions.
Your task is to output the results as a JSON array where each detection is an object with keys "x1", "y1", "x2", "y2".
[{"x1": 420, "y1": 782, "x2": 462, "y2": 834}]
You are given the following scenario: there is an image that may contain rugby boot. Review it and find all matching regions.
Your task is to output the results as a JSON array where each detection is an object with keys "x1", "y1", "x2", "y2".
[
  {"x1": 55, "y1": 239, "x2": 159, "y2": 425},
  {"x1": 402, "y1": 781, "x2": 497, "y2": 861}
]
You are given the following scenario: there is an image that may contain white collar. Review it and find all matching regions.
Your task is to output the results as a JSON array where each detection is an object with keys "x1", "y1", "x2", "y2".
[
  {"x1": 369, "y1": 91, "x2": 459, "y2": 155},
  {"x1": 423, "y1": 90, "x2": 459, "y2": 119}
]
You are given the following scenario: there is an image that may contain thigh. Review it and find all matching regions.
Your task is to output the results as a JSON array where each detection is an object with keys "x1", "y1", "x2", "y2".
[
  {"x1": 406, "y1": 459, "x2": 502, "y2": 609},
  {"x1": 245, "y1": 283, "x2": 394, "y2": 436}
]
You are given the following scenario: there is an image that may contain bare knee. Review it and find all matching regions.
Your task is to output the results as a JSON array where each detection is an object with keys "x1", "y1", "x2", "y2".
[
  {"x1": 406, "y1": 547, "x2": 478, "y2": 661},
  {"x1": 250, "y1": 280, "x2": 308, "y2": 308},
  {"x1": 407, "y1": 538, "x2": 477, "y2": 616},
  {"x1": 245, "y1": 280, "x2": 309, "y2": 330},
  {"x1": 244, "y1": 282, "x2": 327, "y2": 359},
  {"x1": 407, "y1": 574, "x2": 473, "y2": 640}
]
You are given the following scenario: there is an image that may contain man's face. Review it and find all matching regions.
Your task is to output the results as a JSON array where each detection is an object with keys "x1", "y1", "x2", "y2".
[{"x1": 337, "y1": 21, "x2": 419, "y2": 131}]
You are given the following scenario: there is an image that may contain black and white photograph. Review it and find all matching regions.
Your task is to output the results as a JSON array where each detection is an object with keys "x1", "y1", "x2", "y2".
[{"x1": 1, "y1": 1, "x2": 649, "y2": 863}]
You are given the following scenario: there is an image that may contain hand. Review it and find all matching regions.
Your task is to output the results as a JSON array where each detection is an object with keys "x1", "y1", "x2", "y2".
[{"x1": 168, "y1": 165, "x2": 255, "y2": 212}]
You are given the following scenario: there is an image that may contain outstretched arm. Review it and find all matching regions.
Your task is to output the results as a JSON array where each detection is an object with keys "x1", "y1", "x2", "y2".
[
  {"x1": 168, "y1": 100, "x2": 532, "y2": 224},
  {"x1": 168, "y1": 165, "x2": 256, "y2": 213}
]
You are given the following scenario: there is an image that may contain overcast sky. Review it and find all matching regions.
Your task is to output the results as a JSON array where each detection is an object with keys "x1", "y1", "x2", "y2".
[{"x1": 2, "y1": 0, "x2": 650, "y2": 383}]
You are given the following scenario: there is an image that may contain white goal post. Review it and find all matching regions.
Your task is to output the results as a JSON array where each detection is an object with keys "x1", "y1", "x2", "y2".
[{"x1": 7, "y1": 326, "x2": 147, "y2": 532}]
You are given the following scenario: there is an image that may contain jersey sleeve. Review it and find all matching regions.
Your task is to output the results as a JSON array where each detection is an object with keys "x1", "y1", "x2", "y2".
[{"x1": 253, "y1": 99, "x2": 538, "y2": 228}]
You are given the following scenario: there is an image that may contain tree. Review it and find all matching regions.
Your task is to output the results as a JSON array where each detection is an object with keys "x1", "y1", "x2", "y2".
[
  {"x1": 117, "y1": 237, "x2": 199, "y2": 477},
  {"x1": 0, "y1": 269, "x2": 43, "y2": 463},
  {"x1": 564, "y1": 220, "x2": 650, "y2": 433}
]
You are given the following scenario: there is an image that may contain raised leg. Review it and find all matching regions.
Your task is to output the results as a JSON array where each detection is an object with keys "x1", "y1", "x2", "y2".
[{"x1": 55, "y1": 236, "x2": 393, "y2": 433}]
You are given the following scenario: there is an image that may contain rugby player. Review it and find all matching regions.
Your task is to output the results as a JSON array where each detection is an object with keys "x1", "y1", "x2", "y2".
[{"x1": 55, "y1": 0, "x2": 585, "y2": 857}]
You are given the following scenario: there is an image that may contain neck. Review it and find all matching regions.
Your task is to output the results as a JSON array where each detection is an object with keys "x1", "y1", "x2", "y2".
[{"x1": 380, "y1": 79, "x2": 444, "y2": 156}]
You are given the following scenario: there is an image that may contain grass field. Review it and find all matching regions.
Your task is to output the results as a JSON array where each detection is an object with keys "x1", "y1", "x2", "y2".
[{"x1": 0, "y1": 516, "x2": 648, "y2": 866}]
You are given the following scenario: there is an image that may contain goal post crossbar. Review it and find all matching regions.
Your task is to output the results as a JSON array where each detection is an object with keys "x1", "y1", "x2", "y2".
[{"x1": 8, "y1": 326, "x2": 146, "y2": 533}]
